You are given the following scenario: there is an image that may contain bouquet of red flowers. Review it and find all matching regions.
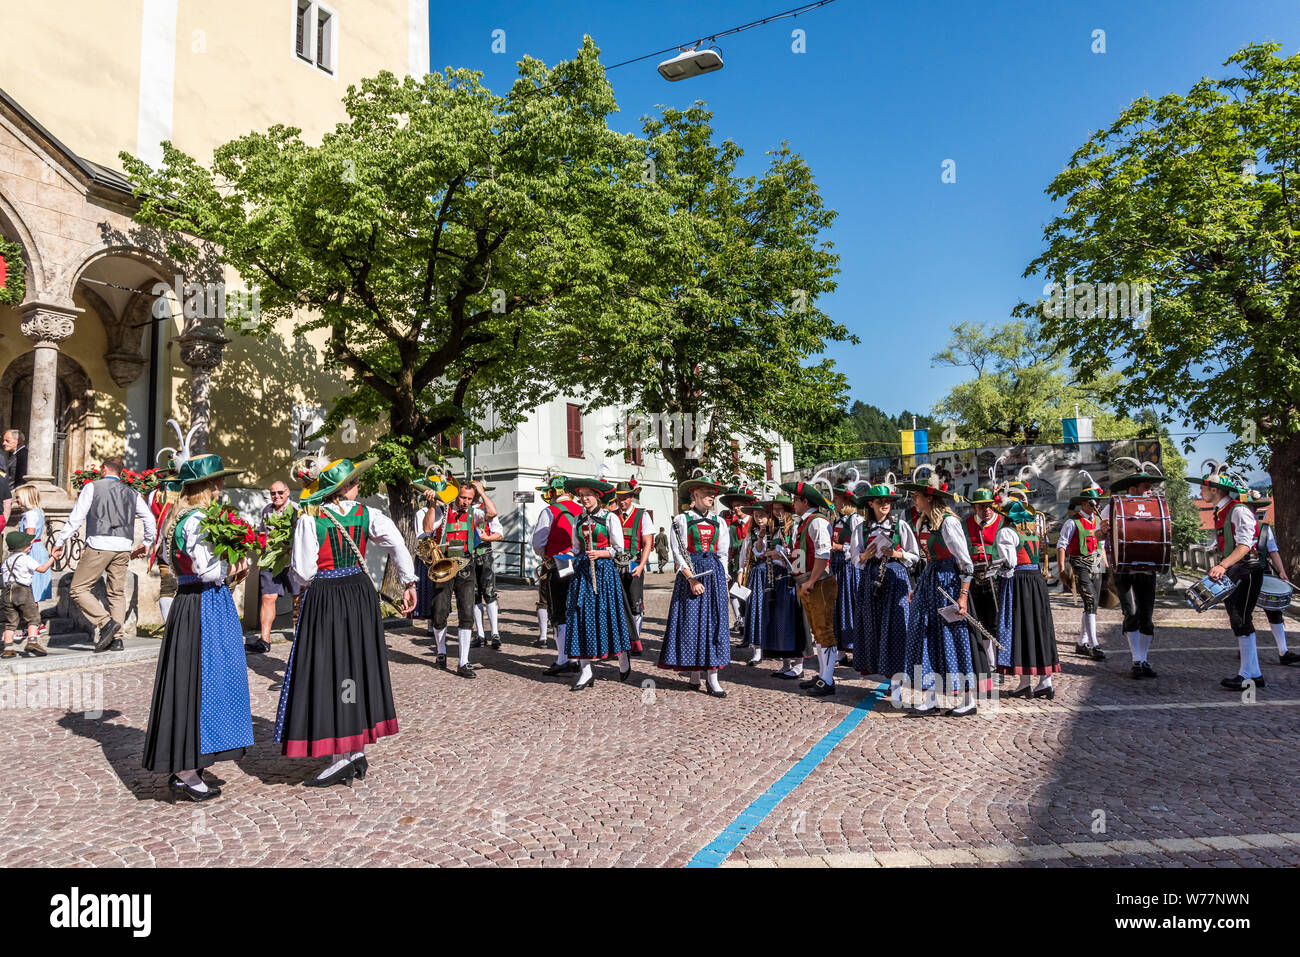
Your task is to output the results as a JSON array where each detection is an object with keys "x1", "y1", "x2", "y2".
[
  {"x1": 199, "y1": 500, "x2": 268, "y2": 565},
  {"x1": 71, "y1": 466, "x2": 104, "y2": 491},
  {"x1": 121, "y1": 467, "x2": 163, "y2": 495}
]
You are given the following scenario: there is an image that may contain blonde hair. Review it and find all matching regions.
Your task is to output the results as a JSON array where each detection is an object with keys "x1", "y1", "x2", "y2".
[
  {"x1": 14, "y1": 484, "x2": 40, "y2": 512},
  {"x1": 914, "y1": 492, "x2": 953, "y2": 532},
  {"x1": 161, "y1": 478, "x2": 224, "y2": 557}
]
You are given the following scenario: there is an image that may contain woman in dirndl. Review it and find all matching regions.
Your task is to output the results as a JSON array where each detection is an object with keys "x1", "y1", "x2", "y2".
[
  {"x1": 659, "y1": 475, "x2": 732, "y2": 697},
  {"x1": 830, "y1": 484, "x2": 864, "y2": 668},
  {"x1": 561, "y1": 477, "x2": 632, "y2": 690},
  {"x1": 739, "y1": 505, "x2": 773, "y2": 666},
  {"x1": 142, "y1": 454, "x2": 254, "y2": 802},
  {"x1": 852, "y1": 482, "x2": 919, "y2": 704},
  {"x1": 761, "y1": 494, "x2": 806, "y2": 679},
  {"x1": 996, "y1": 496, "x2": 1061, "y2": 697},
  {"x1": 898, "y1": 472, "x2": 980, "y2": 716},
  {"x1": 275, "y1": 458, "x2": 417, "y2": 787}
]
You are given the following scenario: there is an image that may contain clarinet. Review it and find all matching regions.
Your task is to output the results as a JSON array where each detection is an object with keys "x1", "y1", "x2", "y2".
[{"x1": 584, "y1": 510, "x2": 599, "y2": 599}]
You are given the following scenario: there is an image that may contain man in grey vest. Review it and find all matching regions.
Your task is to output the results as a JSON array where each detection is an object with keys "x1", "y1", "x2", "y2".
[{"x1": 54, "y1": 457, "x2": 157, "y2": 652}]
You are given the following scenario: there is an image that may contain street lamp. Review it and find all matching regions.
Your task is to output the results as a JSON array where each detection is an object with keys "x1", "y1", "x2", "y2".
[{"x1": 657, "y1": 44, "x2": 724, "y2": 81}]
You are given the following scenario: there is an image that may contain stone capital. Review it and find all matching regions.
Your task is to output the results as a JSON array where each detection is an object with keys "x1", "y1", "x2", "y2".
[
  {"x1": 19, "y1": 305, "x2": 77, "y2": 346},
  {"x1": 105, "y1": 350, "x2": 147, "y2": 387},
  {"x1": 177, "y1": 326, "x2": 230, "y2": 371}
]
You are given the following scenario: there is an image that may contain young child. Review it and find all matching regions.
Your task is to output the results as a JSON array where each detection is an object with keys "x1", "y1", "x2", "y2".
[{"x1": 2, "y1": 530, "x2": 61, "y2": 658}]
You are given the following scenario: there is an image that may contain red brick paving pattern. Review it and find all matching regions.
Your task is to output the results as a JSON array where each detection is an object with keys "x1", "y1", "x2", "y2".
[{"x1": 2, "y1": 578, "x2": 1297, "y2": 867}]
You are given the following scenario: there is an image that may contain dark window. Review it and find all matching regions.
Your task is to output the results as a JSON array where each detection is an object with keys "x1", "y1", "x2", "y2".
[
  {"x1": 295, "y1": 1, "x2": 311, "y2": 60},
  {"x1": 316, "y1": 9, "x2": 333, "y2": 73},
  {"x1": 566, "y1": 404, "x2": 583, "y2": 458}
]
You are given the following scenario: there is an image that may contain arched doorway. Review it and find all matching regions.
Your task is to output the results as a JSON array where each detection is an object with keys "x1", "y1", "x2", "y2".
[{"x1": 0, "y1": 352, "x2": 93, "y2": 490}]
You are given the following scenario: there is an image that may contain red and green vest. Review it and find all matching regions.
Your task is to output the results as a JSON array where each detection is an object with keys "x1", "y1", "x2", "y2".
[
  {"x1": 1013, "y1": 523, "x2": 1042, "y2": 566},
  {"x1": 619, "y1": 506, "x2": 647, "y2": 554},
  {"x1": 315, "y1": 505, "x2": 370, "y2": 570},
  {"x1": 919, "y1": 515, "x2": 955, "y2": 561},
  {"x1": 576, "y1": 511, "x2": 614, "y2": 550},
  {"x1": 794, "y1": 513, "x2": 830, "y2": 573},
  {"x1": 170, "y1": 507, "x2": 202, "y2": 576},
  {"x1": 965, "y1": 513, "x2": 1003, "y2": 564},
  {"x1": 544, "y1": 500, "x2": 583, "y2": 558},
  {"x1": 834, "y1": 514, "x2": 856, "y2": 545},
  {"x1": 1066, "y1": 514, "x2": 1100, "y2": 556},
  {"x1": 685, "y1": 513, "x2": 720, "y2": 553},
  {"x1": 1215, "y1": 501, "x2": 1259, "y2": 558}
]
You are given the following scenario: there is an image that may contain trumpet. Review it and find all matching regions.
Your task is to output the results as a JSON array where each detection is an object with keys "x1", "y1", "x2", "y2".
[{"x1": 415, "y1": 535, "x2": 468, "y2": 583}]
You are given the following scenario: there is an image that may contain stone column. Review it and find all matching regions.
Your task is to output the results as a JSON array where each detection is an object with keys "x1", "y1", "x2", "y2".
[
  {"x1": 177, "y1": 327, "x2": 229, "y2": 454},
  {"x1": 19, "y1": 304, "x2": 77, "y2": 492}
]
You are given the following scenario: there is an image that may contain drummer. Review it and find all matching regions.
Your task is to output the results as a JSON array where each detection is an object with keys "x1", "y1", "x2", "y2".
[
  {"x1": 1103, "y1": 470, "x2": 1167, "y2": 680},
  {"x1": 1185, "y1": 468, "x2": 1266, "y2": 691},
  {"x1": 1248, "y1": 493, "x2": 1299, "y2": 666}
]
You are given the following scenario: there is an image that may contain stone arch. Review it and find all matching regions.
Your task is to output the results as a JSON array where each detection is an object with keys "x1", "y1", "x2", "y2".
[
  {"x1": 0, "y1": 193, "x2": 45, "y2": 303},
  {"x1": 67, "y1": 242, "x2": 177, "y2": 302},
  {"x1": 0, "y1": 351, "x2": 94, "y2": 490}
]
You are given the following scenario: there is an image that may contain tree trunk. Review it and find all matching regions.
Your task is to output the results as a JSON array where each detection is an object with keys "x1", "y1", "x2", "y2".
[
  {"x1": 1269, "y1": 433, "x2": 1300, "y2": 581},
  {"x1": 381, "y1": 475, "x2": 418, "y2": 614}
]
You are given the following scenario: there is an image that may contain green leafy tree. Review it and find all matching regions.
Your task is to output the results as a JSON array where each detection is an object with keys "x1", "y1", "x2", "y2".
[
  {"x1": 1017, "y1": 42, "x2": 1300, "y2": 577},
  {"x1": 120, "y1": 39, "x2": 646, "y2": 539},
  {"x1": 569, "y1": 104, "x2": 852, "y2": 488}
]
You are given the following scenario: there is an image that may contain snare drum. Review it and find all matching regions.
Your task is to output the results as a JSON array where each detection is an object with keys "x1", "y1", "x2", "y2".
[
  {"x1": 1186, "y1": 574, "x2": 1237, "y2": 613},
  {"x1": 1110, "y1": 494, "x2": 1172, "y2": 574},
  {"x1": 1259, "y1": 575, "x2": 1294, "y2": 612}
]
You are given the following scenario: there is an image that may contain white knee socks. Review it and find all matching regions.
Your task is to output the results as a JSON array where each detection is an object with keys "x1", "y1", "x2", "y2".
[
  {"x1": 818, "y1": 647, "x2": 835, "y2": 684},
  {"x1": 487, "y1": 600, "x2": 499, "y2": 634},
  {"x1": 1085, "y1": 613, "x2": 1098, "y2": 647},
  {"x1": 316, "y1": 755, "x2": 351, "y2": 779},
  {"x1": 435, "y1": 627, "x2": 448, "y2": 655},
  {"x1": 577, "y1": 661, "x2": 593, "y2": 684},
  {"x1": 555, "y1": 624, "x2": 569, "y2": 665},
  {"x1": 749, "y1": 646, "x2": 762, "y2": 664},
  {"x1": 1126, "y1": 631, "x2": 1141, "y2": 662},
  {"x1": 473, "y1": 605, "x2": 485, "y2": 639},
  {"x1": 633, "y1": 614, "x2": 643, "y2": 639},
  {"x1": 1035, "y1": 674, "x2": 1054, "y2": 690},
  {"x1": 458, "y1": 628, "x2": 472, "y2": 666},
  {"x1": 1238, "y1": 634, "x2": 1262, "y2": 679},
  {"x1": 537, "y1": 607, "x2": 549, "y2": 643},
  {"x1": 707, "y1": 670, "x2": 724, "y2": 693},
  {"x1": 1270, "y1": 622, "x2": 1288, "y2": 654},
  {"x1": 1138, "y1": 633, "x2": 1152, "y2": 662},
  {"x1": 618, "y1": 651, "x2": 630, "y2": 672}
]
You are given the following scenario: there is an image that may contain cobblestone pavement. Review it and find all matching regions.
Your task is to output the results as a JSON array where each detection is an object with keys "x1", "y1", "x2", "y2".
[{"x1": 3, "y1": 574, "x2": 1299, "y2": 867}]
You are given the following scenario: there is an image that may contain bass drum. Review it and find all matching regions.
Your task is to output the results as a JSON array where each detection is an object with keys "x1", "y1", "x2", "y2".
[{"x1": 1109, "y1": 494, "x2": 1172, "y2": 575}]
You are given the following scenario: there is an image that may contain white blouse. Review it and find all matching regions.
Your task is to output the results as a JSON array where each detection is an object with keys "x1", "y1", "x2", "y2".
[
  {"x1": 852, "y1": 517, "x2": 921, "y2": 569},
  {"x1": 669, "y1": 509, "x2": 732, "y2": 578},
  {"x1": 178, "y1": 510, "x2": 227, "y2": 584}
]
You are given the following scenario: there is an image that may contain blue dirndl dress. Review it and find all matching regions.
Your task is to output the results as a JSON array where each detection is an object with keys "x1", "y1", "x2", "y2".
[
  {"x1": 566, "y1": 554, "x2": 632, "y2": 659},
  {"x1": 903, "y1": 556, "x2": 975, "y2": 693},
  {"x1": 854, "y1": 557, "x2": 910, "y2": 678},
  {"x1": 659, "y1": 551, "x2": 730, "y2": 671},
  {"x1": 743, "y1": 558, "x2": 770, "y2": 646},
  {"x1": 24, "y1": 510, "x2": 52, "y2": 602},
  {"x1": 831, "y1": 548, "x2": 860, "y2": 651}
]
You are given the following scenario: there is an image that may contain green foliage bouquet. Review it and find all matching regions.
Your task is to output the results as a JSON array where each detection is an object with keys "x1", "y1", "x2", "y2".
[
  {"x1": 259, "y1": 506, "x2": 298, "y2": 576},
  {"x1": 200, "y1": 501, "x2": 267, "y2": 565}
]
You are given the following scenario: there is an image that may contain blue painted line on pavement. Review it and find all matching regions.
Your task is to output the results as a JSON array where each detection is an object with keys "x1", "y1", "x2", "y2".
[{"x1": 686, "y1": 681, "x2": 891, "y2": 868}]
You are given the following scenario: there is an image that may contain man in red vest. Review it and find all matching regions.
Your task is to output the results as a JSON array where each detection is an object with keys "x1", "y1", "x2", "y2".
[
  {"x1": 963, "y1": 488, "x2": 1004, "y2": 677},
  {"x1": 531, "y1": 475, "x2": 583, "y2": 677},
  {"x1": 612, "y1": 479, "x2": 654, "y2": 654},
  {"x1": 425, "y1": 482, "x2": 487, "y2": 678},
  {"x1": 1057, "y1": 487, "x2": 1108, "y2": 661}
]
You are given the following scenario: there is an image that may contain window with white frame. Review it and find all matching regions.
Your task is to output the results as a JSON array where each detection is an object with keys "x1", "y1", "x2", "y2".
[{"x1": 292, "y1": 1, "x2": 336, "y2": 75}]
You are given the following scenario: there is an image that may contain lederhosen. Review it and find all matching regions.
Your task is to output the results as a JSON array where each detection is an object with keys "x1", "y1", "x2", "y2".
[
  {"x1": 430, "y1": 506, "x2": 478, "y2": 630},
  {"x1": 1217, "y1": 501, "x2": 1265, "y2": 638},
  {"x1": 1067, "y1": 514, "x2": 1103, "y2": 614},
  {"x1": 793, "y1": 512, "x2": 838, "y2": 650},
  {"x1": 471, "y1": 506, "x2": 497, "y2": 606},
  {"x1": 545, "y1": 500, "x2": 583, "y2": 625},
  {"x1": 1111, "y1": 498, "x2": 1157, "y2": 636},
  {"x1": 965, "y1": 513, "x2": 1003, "y2": 646}
]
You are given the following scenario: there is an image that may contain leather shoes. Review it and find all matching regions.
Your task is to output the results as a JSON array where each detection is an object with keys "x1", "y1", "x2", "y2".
[
  {"x1": 470, "y1": 636, "x2": 484, "y2": 649},
  {"x1": 435, "y1": 653, "x2": 448, "y2": 670},
  {"x1": 1131, "y1": 663, "x2": 1145, "y2": 680},
  {"x1": 108, "y1": 638, "x2": 125, "y2": 652},
  {"x1": 807, "y1": 678, "x2": 836, "y2": 697},
  {"x1": 1032, "y1": 685, "x2": 1055, "y2": 699},
  {"x1": 1279, "y1": 651, "x2": 1300, "y2": 666},
  {"x1": 1005, "y1": 685, "x2": 1033, "y2": 698},
  {"x1": 571, "y1": 674, "x2": 596, "y2": 691},
  {"x1": 798, "y1": 677, "x2": 819, "y2": 689},
  {"x1": 1140, "y1": 661, "x2": 1157, "y2": 678},
  {"x1": 94, "y1": 619, "x2": 122, "y2": 653},
  {"x1": 773, "y1": 670, "x2": 801, "y2": 680},
  {"x1": 1221, "y1": 674, "x2": 1265, "y2": 690},
  {"x1": 245, "y1": 638, "x2": 271, "y2": 654},
  {"x1": 26, "y1": 642, "x2": 47, "y2": 657},
  {"x1": 1074, "y1": 643, "x2": 1090, "y2": 657},
  {"x1": 543, "y1": 661, "x2": 579, "y2": 677},
  {"x1": 455, "y1": 664, "x2": 476, "y2": 679},
  {"x1": 532, "y1": 637, "x2": 547, "y2": 648},
  {"x1": 169, "y1": 774, "x2": 221, "y2": 801},
  {"x1": 618, "y1": 666, "x2": 632, "y2": 682},
  {"x1": 488, "y1": 634, "x2": 502, "y2": 650},
  {"x1": 704, "y1": 685, "x2": 728, "y2": 698},
  {"x1": 942, "y1": 706, "x2": 977, "y2": 717},
  {"x1": 1089, "y1": 647, "x2": 1106, "y2": 661}
]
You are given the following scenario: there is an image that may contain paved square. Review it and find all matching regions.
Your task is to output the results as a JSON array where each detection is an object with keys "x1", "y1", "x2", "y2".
[{"x1": 2, "y1": 577, "x2": 1298, "y2": 867}]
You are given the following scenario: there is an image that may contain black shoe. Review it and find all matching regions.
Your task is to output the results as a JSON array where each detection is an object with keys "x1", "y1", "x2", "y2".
[
  {"x1": 571, "y1": 674, "x2": 596, "y2": 691},
  {"x1": 1221, "y1": 674, "x2": 1265, "y2": 690},
  {"x1": 108, "y1": 638, "x2": 124, "y2": 652},
  {"x1": 1140, "y1": 661, "x2": 1157, "y2": 678},
  {"x1": 1074, "y1": 643, "x2": 1090, "y2": 657},
  {"x1": 268, "y1": 682, "x2": 283, "y2": 691},
  {"x1": 745, "y1": 657, "x2": 760, "y2": 667},
  {"x1": 1131, "y1": 663, "x2": 1145, "y2": 680},
  {"x1": 1032, "y1": 685, "x2": 1055, "y2": 700},
  {"x1": 169, "y1": 774, "x2": 220, "y2": 802},
  {"x1": 1005, "y1": 686, "x2": 1033, "y2": 698},
  {"x1": 543, "y1": 661, "x2": 578, "y2": 677},
  {"x1": 1280, "y1": 651, "x2": 1300, "y2": 666},
  {"x1": 304, "y1": 762, "x2": 356, "y2": 788},
  {"x1": 704, "y1": 684, "x2": 728, "y2": 698},
  {"x1": 351, "y1": 755, "x2": 368, "y2": 780},
  {"x1": 455, "y1": 664, "x2": 476, "y2": 679},
  {"x1": 470, "y1": 636, "x2": 484, "y2": 649},
  {"x1": 942, "y1": 705, "x2": 977, "y2": 717},
  {"x1": 808, "y1": 678, "x2": 836, "y2": 697},
  {"x1": 1089, "y1": 647, "x2": 1106, "y2": 661},
  {"x1": 435, "y1": 654, "x2": 448, "y2": 670},
  {"x1": 773, "y1": 670, "x2": 801, "y2": 680},
  {"x1": 906, "y1": 706, "x2": 938, "y2": 717},
  {"x1": 532, "y1": 636, "x2": 548, "y2": 648},
  {"x1": 94, "y1": 620, "x2": 122, "y2": 653},
  {"x1": 245, "y1": 638, "x2": 271, "y2": 654},
  {"x1": 489, "y1": 634, "x2": 502, "y2": 650},
  {"x1": 619, "y1": 666, "x2": 632, "y2": 682},
  {"x1": 798, "y1": 677, "x2": 819, "y2": 689}
]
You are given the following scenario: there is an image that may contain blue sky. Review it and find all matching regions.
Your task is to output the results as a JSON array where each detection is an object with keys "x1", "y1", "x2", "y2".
[{"x1": 432, "y1": 0, "x2": 1298, "y2": 482}]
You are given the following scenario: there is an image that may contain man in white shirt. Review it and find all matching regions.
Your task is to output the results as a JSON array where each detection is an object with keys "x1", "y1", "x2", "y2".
[{"x1": 54, "y1": 456, "x2": 157, "y2": 652}]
